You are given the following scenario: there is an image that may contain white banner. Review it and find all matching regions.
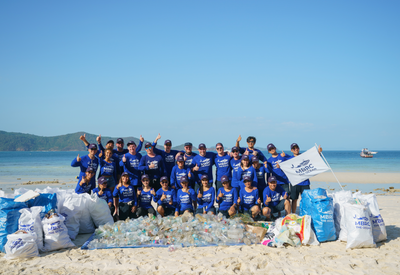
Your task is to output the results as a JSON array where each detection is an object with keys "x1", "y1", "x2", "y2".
[{"x1": 279, "y1": 146, "x2": 330, "y2": 186}]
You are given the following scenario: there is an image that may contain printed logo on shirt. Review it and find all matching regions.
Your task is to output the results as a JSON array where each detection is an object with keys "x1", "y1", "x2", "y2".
[
  {"x1": 232, "y1": 162, "x2": 240, "y2": 172},
  {"x1": 217, "y1": 159, "x2": 229, "y2": 168},
  {"x1": 200, "y1": 158, "x2": 211, "y2": 167},
  {"x1": 244, "y1": 195, "x2": 255, "y2": 204},
  {"x1": 180, "y1": 194, "x2": 190, "y2": 204},
  {"x1": 202, "y1": 193, "x2": 212, "y2": 202},
  {"x1": 130, "y1": 159, "x2": 140, "y2": 168},
  {"x1": 224, "y1": 193, "x2": 233, "y2": 203},
  {"x1": 165, "y1": 155, "x2": 175, "y2": 163},
  {"x1": 147, "y1": 160, "x2": 158, "y2": 169},
  {"x1": 272, "y1": 160, "x2": 282, "y2": 169}
]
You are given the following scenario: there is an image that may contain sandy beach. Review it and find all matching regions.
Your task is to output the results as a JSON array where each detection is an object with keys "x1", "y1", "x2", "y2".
[{"x1": 0, "y1": 181, "x2": 399, "y2": 274}]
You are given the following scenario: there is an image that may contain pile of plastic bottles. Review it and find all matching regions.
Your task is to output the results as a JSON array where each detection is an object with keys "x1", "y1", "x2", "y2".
[{"x1": 87, "y1": 212, "x2": 259, "y2": 249}]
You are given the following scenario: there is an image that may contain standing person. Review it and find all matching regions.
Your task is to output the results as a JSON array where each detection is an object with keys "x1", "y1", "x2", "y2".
[
  {"x1": 96, "y1": 148, "x2": 118, "y2": 192},
  {"x1": 235, "y1": 135, "x2": 268, "y2": 164},
  {"x1": 114, "y1": 137, "x2": 144, "y2": 173},
  {"x1": 152, "y1": 134, "x2": 181, "y2": 179},
  {"x1": 120, "y1": 140, "x2": 143, "y2": 193},
  {"x1": 277, "y1": 143, "x2": 322, "y2": 214},
  {"x1": 71, "y1": 144, "x2": 99, "y2": 191},
  {"x1": 170, "y1": 155, "x2": 191, "y2": 189},
  {"x1": 154, "y1": 176, "x2": 176, "y2": 217},
  {"x1": 252, "y1": 155, "x2": 268, "y2": 199},
  {"x1": 233, "y1": 155, "x2": 258, "y2": 192},
  {"x1": 139, "y1": 142, "x2": 167, "y2": 191},
  {"x1": 136, "y1": 175, "x2": 156, "y2": 217},
  {"x1": 266, "y1": 143, "x2": 290, "y2": 197},
  {"x1": 196, "y1": 175, "x2": 216, "y2": 214},
  {"x1": 214, "y1": 142, "x2": 232, "y2": 196},
  {"x1": 182, "y1": 142, "x2": 197, "y2": 167},
  {"x1": 216, "y1": 175, "x2": 238, "y2": 218},
  {"x1": 191, "y1": 143, "x2": 216, "y2": 192},
  {"x1": 113, "y1": 172, "x2": 137, "y2": 221},
  {"x1": 92, "y1": 176, "x2": 114, "y2": 214},
  {"x1": 74, "y1": 167, "x2": 96, "y2": 194},
  {"x1": 230, "y1": 146, "x2": 242, "y2": 191},
  {"x1": 175, "y1": 176, "x2": 196, "y2": 216},
  {"x1": 262, "y1": 176, "x2": 291, "y2": 220},
  {"x1": 238, "y1": 175, "x2": 262, "y2": 219}
]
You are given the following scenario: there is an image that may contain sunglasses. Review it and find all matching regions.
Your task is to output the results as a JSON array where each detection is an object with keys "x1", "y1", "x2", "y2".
[
  {"x1": 87, "y1": 171, "x2": 95, "y2": 174},
  {"x1": 161, "y1": 181, "x2": 168, "y2": 184},
  {"x1": 248, "y1": 140, "x2": 255, "y2": 143},
  {"x1": 165, "y1": 144, "x2": 172, "y2": 147},
  {"x1": 216, "y1": 147, "x2": 223, "y2": 150},
  {"x1": 232, "y1": 150, "x2": 238, "y2": 153},
  {"x1": 145, "y1": 146, "x2": 152, "y2": 149}
]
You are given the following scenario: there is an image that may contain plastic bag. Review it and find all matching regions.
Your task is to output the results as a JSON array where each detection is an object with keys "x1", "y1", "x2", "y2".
[
  {"x1": 353, "y1": 192, "x2": 387, "y2": 243},
  {"x1": 344, "y1": 202, "x2": 376, "y2": 249},
  {"x1": 299, "y1": 188, "x2": 327, "y2": 216},
  {"x1": 331, "y1": 190, "x2": 352, "y2": 242},
  {"x1": 311, "y1": 195, "x2": 336, "y2": 242},
  {"x1": 0, "y1": 198, "x2": 27, "y2": 253},
  {"x1": 89, "y1": 193, "x2": 114, "y2": 228},
  {"x1": 27, "y1": 193, "x2": 58, "y2": 216},
  {"x1": 281, "y1": 214, "x2": 319, "y2": 246},
  {"x1": 59, "y1": 194, "x2": 83, "y2": 240},
  {"x1": 275, "y1": 225, "x2": 301, "y2": 247},
  {"x1": 78, "y1": 194, "x2": 95, "y2": 234},
  {"x1": 42, "y1": 214, "x2": 75, "y2": 252},
  {"x1": 4, "y1": 231, "x2": 39, "y2": 260},
  {"x1": 0, "y1": 191, "x2": 15, "y2": 199},
  {"x1": 18, "y1": 207, "x2": 44, "y2": 251}
]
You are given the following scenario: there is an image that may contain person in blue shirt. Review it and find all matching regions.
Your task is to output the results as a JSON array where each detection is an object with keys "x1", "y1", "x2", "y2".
[
  {"x1": 266, "y1": 143, "x2": 290, "y2": 196},
  {"x1": 230, "y1": 146, "x2": 242, "y2": 191},
  {"x1": 233, "y1": 155, "x2": 258, "y2": 191},
  {"x1": 96, "y1": 148, "x2": 118, "y2": 192},
  {"x1": 182, "y1": 142, "x2": 197, "y2": 167},
  {"x1": 251, "y1": 155, "x2": 268, "y2": 199},
  {"x1": 71, "y1": 144, "x2": 99, "y2": 191},
  {"x1": 75, "y1": 167, "x2": 96, "y2": 194},
  {"x1": 113, "y1": 172, "x2": 137, "y2": 221},
  {"x1": 196, "y1": 175, "x2": 216, "y2": 214},
  {"x1": 262, "y1": 176, "x2": 290, "y2": 220},
  {"x1": 238, "y1": 175, "x2": 262, "y2": 219},
  {"x1": 235, "y1": 135, "x2": 268, "y2": 164},
  {"x1": 136, "y1": 174, "x2": 156, "y2": 217},
  {"x1": 214, "y1": 142, "x2": 232, "y2": 196},
  {"x1": 170, "y1": 155, "x2": 191, "y2": 189},
  {"x1": 120, "y1": 140, "x2": 143, "y2": 192},
  {"x1": 191, "y1": 143, "x2": 217, "y2": 193},
  {"x1": 216, "y1": 175, "x2": 238, "y2": 218},
  {"x1": 154, "y1": 176, "x2": 176, "y2": 217},
  {"x1": 175, "y1": 176, "x2": 196, "y2": 216},
  {"x1": 152, "y1": 134, "x2": 181, "y2": 179},
  {"x1": 92, "y1": 176, "x2": 114, "y2": 215},
  {"x1": 139, "y1": 142, "x2": 167, "y2": 191},
  {"x1": 277, "y1": 143, "x2": 323, "y2": 214}
]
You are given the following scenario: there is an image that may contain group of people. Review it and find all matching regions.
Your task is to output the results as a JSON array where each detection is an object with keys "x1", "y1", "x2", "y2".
[{"x1": 72, "y1": 134, "x2": 322, "y2": 221}]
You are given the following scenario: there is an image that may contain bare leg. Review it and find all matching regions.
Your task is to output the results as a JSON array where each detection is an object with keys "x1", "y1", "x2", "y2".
[
  {"x1": 262, "y1": 207, "x2": 271, "y2": 220},
  {"x1": 157, "y1": 206, "x2": 165, "y2": 217},
  {"x1": 292, "y1": 199, "x2": 298, "y2": 214},
  {"x1": 285, "y1": 199, "x2": 291, "y2": 215}
]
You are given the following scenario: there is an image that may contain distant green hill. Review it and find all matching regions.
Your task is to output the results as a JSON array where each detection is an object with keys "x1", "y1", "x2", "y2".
[{"x1": 0, "y1": 131, "x2": 163, "y2": 151}]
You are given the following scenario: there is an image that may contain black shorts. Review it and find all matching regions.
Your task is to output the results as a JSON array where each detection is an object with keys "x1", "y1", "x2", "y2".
[
  {"x1": 179, "y1": 208, "x2": 193, "y2": 215},
  {"x1": 218, "y1": 210, "x2": 230, "y2": 218},
  {"x1": 136, "y1": 206, "x2": 156, "y2": 217},
  {"x1": 196, "y1": 206, "x2": 216, "y2": 214},
  {"x1": 119, "y1": 202, "x2": 137, "y2": 220},
  {"x1": 267, "y1": 199, "x2": 286, "y2": 214},
  {"x1": 158, "y1": 204, "x2": 175, "y2": 216},
  {"x1": 290, "y1": 184, "x2": 310, "y2": 200}
]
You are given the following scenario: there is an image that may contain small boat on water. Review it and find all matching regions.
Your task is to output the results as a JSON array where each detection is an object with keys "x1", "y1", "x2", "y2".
[{"x1": 360, "y1": 148, "x2": 377, "y2": 158}]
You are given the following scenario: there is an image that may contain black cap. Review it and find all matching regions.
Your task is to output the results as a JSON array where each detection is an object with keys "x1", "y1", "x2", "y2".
[
  {"x1": 184, "y1": 142, "x2": 192, "y2": 147},
  {"x1": 117, "y1": 138, "x2": 124, "y2": 144}
]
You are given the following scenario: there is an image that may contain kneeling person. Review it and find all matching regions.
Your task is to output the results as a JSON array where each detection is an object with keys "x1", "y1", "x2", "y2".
[
  {"x1": 238, "y1": 175, "x2": 261, "y2": 219},
  {"x1": 216, "y1": 175, "x2": 238, "y2": 218},
  {"x1": 262, "y1": 176, "x2": 291, "y2": 220},
  {"x1": 175, "y1": 176, "x2": 196, "y2": 216},
  {"x1": 154, "y1": 176, "x2": 176, "y2": 217},
  {"x1": 92, "y1": 176, "x2": 114, "y2": 214},
  {"x1": 113, "y1": 172, "x2": 137, "y2": 220},
  {"x1": 136, "y1": 174, "x2": 156, "y2": 217},
  {"x1": 196, "y1": 175, "x2": 216, "y2": 214}
]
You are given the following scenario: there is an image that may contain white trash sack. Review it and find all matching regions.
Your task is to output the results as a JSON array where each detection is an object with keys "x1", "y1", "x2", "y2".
[
  {"x1": 89, "y1": 193, "x2": 114, "y2": 228},
  {"x1": 344, "y1": 202, "x2": 376, "y2": 249},
  {"x1": 331, "y1": 190, "x2": 352, "y2": 242},
  {"x1": 353, "y1": 192, "x2": 387, "y2": 243},
  {"x1": 18, "y1": 207, "x2": 44, "y2": 251},
  {"x1": 42, "y1": 214, "x2": 75, "y2": 252},
  {"x1": 4, "y1": 231, "x2": 39, "y2": 260},
  {"x1": 59, "y1": 194, "x2": 83, "y2": 240},
  {"x1": 78, "y1": 194, "x2": 95, "y2": 234}
]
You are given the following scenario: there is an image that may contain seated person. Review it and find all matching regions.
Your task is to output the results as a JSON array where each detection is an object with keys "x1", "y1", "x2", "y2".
[
  {"x1": 196, "y1": 175, "x2": 216, "y2": 214},
  {"x1": 238, "y1": 175, "x2": 262, "y2": 219},
  {"x1": 75, "y1": 167, "x2": 95, "y2": 194},
  {"x1": 154, "y1": 176, "x2": 176, "y2": 217},
  {"x1": 113, "y1": 172, "x2": 137, "y2": 221},
  {"x1": 262, "y1": 176, "x2": 291, "y2": 220},
  {"x1": 92, "y1": 176, "x2": 114, "y2": 214},
  {"x1": 175, "y1": 176, "x2": 196, "y2": 216},
  {"x1": 216, "y1": 175, "x2": 238, "y2": 218},
  {"x1": 136, "y1": 174, "x2": 156, "y2": 217}
]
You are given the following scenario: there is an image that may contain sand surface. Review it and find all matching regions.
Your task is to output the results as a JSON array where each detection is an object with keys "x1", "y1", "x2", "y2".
[
  {"x1": 1, "y1": 196, "x2": 399, "y2": 274},
  {"x1": 312, "y1": 172, "x2": 400, "y2": 184}
]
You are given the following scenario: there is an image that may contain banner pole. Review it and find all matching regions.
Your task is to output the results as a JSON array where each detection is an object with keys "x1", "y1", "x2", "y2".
[{"x1": 315, "y1": 143, "x2": 344, "y2": 190}]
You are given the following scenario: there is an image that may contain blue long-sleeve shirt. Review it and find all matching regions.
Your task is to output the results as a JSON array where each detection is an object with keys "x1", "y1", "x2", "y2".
[
  {"x1": 263, "y1": 185, "x2": 287, "y2": 207},
  {"x1": 238, "y1": 147, "x2": 267, "y2": 162},
  {"x1": 191, "y1": 152, "x2": 217, "y2": 183},
  {"x1": 139, "y1": 155, "x2": 167, "y2": 180},
  {"x1": 154, "y1": 188, "x2": 176, "y2": 209},
  {"x1": 197, "y1": 187, "x2": 215, "y2": 212},
  {"x1": 137, "y1": 187, "x2": 155, "y2": 209},
  {"x1": 92, "y1": 188, "x2": 113, "y2": 204},
  {"x1": 216, "y1": 187, "x2": 238, "y2": 211},
  {"x1": 71, "y1": 155, "x2": 99, "y2": 190},
  {"x1": 254, "y1": 165, "x2": 268, "y2": 191},
  {"x1": 266, "y1": 155, "x2": 290, "y2": 185},
  {"x1": 233, "y1": 166, "x2": 258, "y2": 189},
  {"x1": 74, "y1": 178, "x2": 92, "y2": 194},
  {"x1": 119, "y1": 153, "x2": 143, "y2": 186},
  {"x1": 230, "y1": 158, "x2": 242, "y2": 187},
  {"x1": 239, "y1": 188, "x2": 259, "y2": 211},
  {"x1": 112, "y1": 184, "x2": 137, "y2": 204},
  {"x1": 97, "y1": 156, "x2": 118, "y2": 184},
  {"x1": 175, "y1": 188, "x2": 196, "y2": 212},
  {"x1": 87, "y1": 143, "x2": 121, "y2": 176},
  {"x1": 170, "y1": 165, "x2": 191, "y2": 189},
  {"x1": 184, "y1": 152, "x2": 198, "y2": 167},
  {"x1": 215, "y1": 153, "x2": 232, "y2": 181},
  {"x1": 152, "y1": 142, "x2": 180, "y2": 178}
]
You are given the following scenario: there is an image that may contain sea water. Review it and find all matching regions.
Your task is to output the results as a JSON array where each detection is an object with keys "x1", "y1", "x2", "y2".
[{"x1": 0, "y1": 150, "x2": 399, "y2": 194}]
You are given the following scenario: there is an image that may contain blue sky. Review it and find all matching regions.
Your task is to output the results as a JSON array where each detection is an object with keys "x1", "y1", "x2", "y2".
[{"x1": 1, "y1": 1, "x2": 399, "y2": 150}]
